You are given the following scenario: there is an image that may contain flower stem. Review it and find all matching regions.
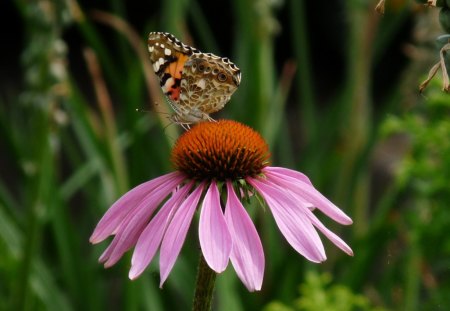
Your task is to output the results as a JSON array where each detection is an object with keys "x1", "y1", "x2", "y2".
[{"x1": 192, "y1": 254, "x2": 217, "y2": 311}]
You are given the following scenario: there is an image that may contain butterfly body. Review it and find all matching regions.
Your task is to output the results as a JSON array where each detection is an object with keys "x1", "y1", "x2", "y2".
[{"x1": 148, "y1": 32, "x2": 241, "y2": 125}]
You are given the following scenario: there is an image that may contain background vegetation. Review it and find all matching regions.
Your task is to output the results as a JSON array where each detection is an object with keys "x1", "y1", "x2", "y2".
[{"x1": 1, "y1": 0, "x2": 449, "y2": 310}]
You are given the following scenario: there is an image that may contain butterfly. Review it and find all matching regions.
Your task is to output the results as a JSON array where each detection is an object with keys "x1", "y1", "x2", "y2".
[{"x1": 147, "y1": 32, "x2": 241, "y2": 126}]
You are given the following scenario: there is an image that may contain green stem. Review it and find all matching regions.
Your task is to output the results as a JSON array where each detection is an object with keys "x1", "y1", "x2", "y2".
[
  {"x1": 192, "y1": 254, "x2": 217, "y2": 311},
  {"x1": 336, "y1": 3, "x2": 377, "y2": 237},
  {"x1": 289, "y1": 0, "x2": 316, "y2": 146}
]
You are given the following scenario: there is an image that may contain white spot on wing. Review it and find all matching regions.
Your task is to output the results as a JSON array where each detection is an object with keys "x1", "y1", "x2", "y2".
[
  {"x1": 153, "y1": 62, "x2": 160, "y2": 72},
  {"x1": 162, "y1": 77, "x2": 175, "y2": 93},
  {"x1": 197, "y1": 79, "x2": 206, "y2": 89},
  {"x1": 164, "y1": 48, "x2": 172, "y2": 56}
]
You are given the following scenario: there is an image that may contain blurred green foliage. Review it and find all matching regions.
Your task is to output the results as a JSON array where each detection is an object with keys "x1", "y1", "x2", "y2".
[
  {"x1": 1, "y1": 0, "x2": 450, "y2": 310},
  {"x1": 263, "y1": 271, "x2": 386, "y2": 311},
  {"x1": 381, "y1": 79, "x2": 450, "y2": 310}
]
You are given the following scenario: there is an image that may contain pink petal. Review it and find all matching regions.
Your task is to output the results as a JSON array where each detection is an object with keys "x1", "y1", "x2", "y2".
[
  {"x1": 129, "y1": 182, "x2": 193, "y2": 279},
  {"x1": 225, "y1": 181, "x2": 264, "y2": 291},
  {"x1": 263, "y1": 166, "x2": 312, "y2": 185},
  {"x1": 306, "y1": 211, "x2": 354, "y2": 256},
  {"x1": 199, "y1": 181, "x2": 232, "y2": 273},
  {"x1": 248, "y1": 178, "x2": 326, "y2": 263},
  {"x1": 159, "y1": 183, "x2": 205, "y2": 287},
  {"x1": 99, "y1": 224, "x2": 145, "y2": 268},
  {"x1": 264, "y1": 169, "x2": 353, "y2": 225},
  {"x1": 263, "y1": 167, "x2": 316, "y2": 210},
  {"x1": 98, "y1": 237, "x2": 118, "y2": 264},
  {"x1": 100, "y1": 176, "x2": 183, "y2": 267},
  {"x1": 90, "y1": 172, "x2": 184, "y2": 243}
]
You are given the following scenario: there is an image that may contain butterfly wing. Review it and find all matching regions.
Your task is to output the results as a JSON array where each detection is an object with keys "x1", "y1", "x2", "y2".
[
  {"x1": 148, "y1": 32, "x2": 241, "y2": 125},
  {"x1": 147, "y1": 32, "x2": 198, "y2": 108},
  {"x1": 178, "y1": 53, "x2": 241, "y2": 122}
]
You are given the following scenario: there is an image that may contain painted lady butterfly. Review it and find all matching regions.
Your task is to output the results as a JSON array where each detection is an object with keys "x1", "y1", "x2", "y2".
[{"x1": 148, "y1": 32, "x2": 241, "y2": 125}]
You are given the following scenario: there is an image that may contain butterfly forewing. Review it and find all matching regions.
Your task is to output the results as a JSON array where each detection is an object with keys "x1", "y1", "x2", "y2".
[{"x1": 147, "y1": 32, "x2": 241, "y2": 125}]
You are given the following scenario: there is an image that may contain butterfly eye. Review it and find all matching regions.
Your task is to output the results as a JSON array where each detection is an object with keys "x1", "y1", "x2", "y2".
[{"x1": 217, "y1": 72, "x2": 227, "y2": 82}]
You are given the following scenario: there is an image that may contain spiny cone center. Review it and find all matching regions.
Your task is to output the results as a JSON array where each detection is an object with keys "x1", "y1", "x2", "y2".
[{"x1": 171, "y1": 120, "x2": 270, "y2": 181}]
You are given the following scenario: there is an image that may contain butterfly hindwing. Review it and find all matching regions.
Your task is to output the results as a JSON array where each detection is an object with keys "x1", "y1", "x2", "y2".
[{"x1": 148, "y1": 32, "x2": 241, "y2": 125}]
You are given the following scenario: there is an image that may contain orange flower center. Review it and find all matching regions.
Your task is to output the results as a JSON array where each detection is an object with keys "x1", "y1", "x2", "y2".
[{"x1": 171, "y1": 120, "x2": 270, "y2": 181}]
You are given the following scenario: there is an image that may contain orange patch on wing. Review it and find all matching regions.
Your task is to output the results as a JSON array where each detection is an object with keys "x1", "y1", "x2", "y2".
[
  {"x1": 166, "y1": 53, "x2": 189, "y2": 80},
  {"x1": 169, "y1": 86, "x2": 181, "y2": 101},
  {"x1": 162, "y1": 52, "x2": 189, "y2": 101}
]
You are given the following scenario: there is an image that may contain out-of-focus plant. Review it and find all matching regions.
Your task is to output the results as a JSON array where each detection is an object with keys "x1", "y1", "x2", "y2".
[
  {"x1": 377, "y1": 0, "x2": 450, "y2": 91},
  {"x1": 3, "y1": 0, "x2": 450, "y2": 309},
  {"x1": 2, "y1": 1, "x2": 73, "y2": 310},
  {"x1": 263, "y1": 271, "x2": 387, "y2": 311},
  {"x1": 381, "y1": 78, "x2": 450, "y2": 309}
]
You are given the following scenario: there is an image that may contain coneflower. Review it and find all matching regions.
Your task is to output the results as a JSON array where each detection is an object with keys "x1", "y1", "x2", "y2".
[{"x1": 90, "y1": 120, "x2": 353, "y2": 292}]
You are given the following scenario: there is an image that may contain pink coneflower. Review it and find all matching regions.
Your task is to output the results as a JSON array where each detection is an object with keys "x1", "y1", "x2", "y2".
[{"x1": 90, "y1": 120, "x2": 353, "y2": 292}]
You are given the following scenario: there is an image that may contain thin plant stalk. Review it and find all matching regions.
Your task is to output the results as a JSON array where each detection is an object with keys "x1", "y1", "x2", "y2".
[{"x1": 192, "y1": 253, "x2": 217, "y2": 311}]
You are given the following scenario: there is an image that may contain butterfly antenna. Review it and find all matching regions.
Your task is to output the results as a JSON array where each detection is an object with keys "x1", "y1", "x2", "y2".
[
  {"x1": 162, "y1": 116, "x2": 175, "y2": 132},
  {"x1": 137, "y1": 102, "x2": 173, "y2": 117},
  {"x1": 161, "y1": 117, "x2": 180, "y2": 144},
  {"x1": 135, "y1": 107, "x2": 152, "y2": 113}
]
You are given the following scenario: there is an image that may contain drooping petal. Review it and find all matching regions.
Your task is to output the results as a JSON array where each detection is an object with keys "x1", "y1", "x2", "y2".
[
  {"x1": 225, "y1": 181, "x2": 264, "y2": 291},
  {"x1": 263, "y1": 166, "x2": 313, "y2": 185},
  {"x1": 159, "y1": 184, "x2": 205, "y2": 287},
  {"x1": 98, "y1": 236, "x2": 118, "y2": 264},
  {"x1": 129, "y1": 182, "x2": 193, "y2": 279},
  {"x1": 99, "y1": 223, "x2": 145, "y2": 268},
  {"x1": 306, "y1": 211, "x2": 354, "y2": 256},
  {"x1": 248, "y1": 178, "x2": 326, "y2": 263},
  {"x1": 264, "y1": 169, "x2": 353, "y2": 225},
  {"x1": 100, "y1": 177, "x2": 183, "y2": 267},
  {"x1": 263, "y1": 167, "x2": 316, "y2": 210},
  {"x1": 90, "y1": 172, "x2": 185, "y2": 243},
  {"x1": 199, "y1": 181, "x2": 232, "y2": 273}
]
